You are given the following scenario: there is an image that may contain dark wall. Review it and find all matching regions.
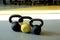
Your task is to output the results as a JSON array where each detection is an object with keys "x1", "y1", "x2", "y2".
[{"x1": 0, "y1": 0, "x2": 60, "y2": 5}]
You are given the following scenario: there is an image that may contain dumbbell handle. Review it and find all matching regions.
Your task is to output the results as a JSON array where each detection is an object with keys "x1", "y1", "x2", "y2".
[
  {"x1": 30, "y1": 19, "x2": 44, "y2": 27},
  {"x1": 9, "y1": 14, "x2": 22, "y2": 23},
  {"x1": 19, "y1": 16, "x2": 32, "y2": 22}
]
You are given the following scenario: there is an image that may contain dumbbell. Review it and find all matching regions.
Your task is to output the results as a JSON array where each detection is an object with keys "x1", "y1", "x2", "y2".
[
  {"x1": 9, "y1": 14, "x2": 22, "y2": 32},
  {"x1": 19, "y1": 16, "x2": 32, "y2": 33},
  {"x1": 30, "y1": 19, "x2": 44, "y2": 35}
]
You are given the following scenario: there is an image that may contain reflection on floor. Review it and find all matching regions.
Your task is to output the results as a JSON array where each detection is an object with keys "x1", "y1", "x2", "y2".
[{"x1": 0, "y1": 20, "x2": 60, "y2": 40}]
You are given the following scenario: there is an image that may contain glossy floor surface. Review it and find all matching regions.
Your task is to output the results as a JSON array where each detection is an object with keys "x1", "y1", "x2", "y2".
[{"x1": 0, "y1": 20, "x2": 60, "y2": 40}]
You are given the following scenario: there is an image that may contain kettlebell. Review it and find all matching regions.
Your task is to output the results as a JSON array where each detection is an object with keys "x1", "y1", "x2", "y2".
[
  {"x1": 19, "y1": 16, "x2": 32, "y2": 33},
  {"x1": 9, "y1": 14, "x2": 22, "y2": 32},
  {"x1": 30, "y1": 19, "x2": 44, "y2": 35}
]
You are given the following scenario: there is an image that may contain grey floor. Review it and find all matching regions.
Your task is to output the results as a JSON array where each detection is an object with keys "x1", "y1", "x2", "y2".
[{"x1": 0, "y1": 20, "x2": 60, "y2": 40}]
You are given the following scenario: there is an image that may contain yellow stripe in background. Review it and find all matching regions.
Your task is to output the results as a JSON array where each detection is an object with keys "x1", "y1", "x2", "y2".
[
  {"x1": 13, "y1": 6, "x2": 60, "y2": 10},
  {"x1": 0, "y1": 6, "x2": 60, "y2": 15},
  {"x1": 0, "y1": 6, "x2": 60, "y2": 11}
]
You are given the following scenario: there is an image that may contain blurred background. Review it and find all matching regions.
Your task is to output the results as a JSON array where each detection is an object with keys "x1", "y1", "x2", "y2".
[{"x1": 0, "y1": 0, "x2": 60, "y2": 10}]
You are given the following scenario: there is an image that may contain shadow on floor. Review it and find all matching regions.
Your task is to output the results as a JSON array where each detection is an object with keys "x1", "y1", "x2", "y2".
[{"x1": 40, "y1": 31, "x2": 60, "y2": 36}]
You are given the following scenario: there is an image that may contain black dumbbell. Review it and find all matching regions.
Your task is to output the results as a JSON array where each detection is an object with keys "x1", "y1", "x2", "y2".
[
  {"x1": 30, "y1": 19, "x2": 44, "y2": 35},
  {"x1": 9, "y1": 14, "x2": 22, "y2": 32}
]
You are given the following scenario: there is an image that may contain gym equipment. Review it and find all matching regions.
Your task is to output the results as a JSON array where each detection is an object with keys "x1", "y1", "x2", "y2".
[
  {"x1": 9, "y1": 14, "x2": 22, "y2": 32},
  {"x1": 30, "y1": 19, "x2": 44, "y2": 35},
  {"x1": 19, "y1": 16, "x2": 32, "y2": 33}
]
